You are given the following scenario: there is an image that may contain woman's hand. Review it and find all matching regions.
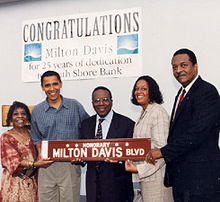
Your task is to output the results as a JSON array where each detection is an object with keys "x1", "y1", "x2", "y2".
[
  {"x1": 125, "y1": 160, "x2": 138, "y2": 173},
  {"x1": 34, "y1": 158, "x2": 54, "y2": 168}
]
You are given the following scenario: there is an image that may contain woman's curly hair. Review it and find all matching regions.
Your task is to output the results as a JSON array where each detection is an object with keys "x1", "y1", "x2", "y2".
[{"x1": 6, "y1": 101, "x2": 31, "y2": 126}]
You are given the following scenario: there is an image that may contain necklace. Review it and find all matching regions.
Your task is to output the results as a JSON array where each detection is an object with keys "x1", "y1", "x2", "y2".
[{"x1": 12, "y1": 128, "x2": 30, "y2": 145}]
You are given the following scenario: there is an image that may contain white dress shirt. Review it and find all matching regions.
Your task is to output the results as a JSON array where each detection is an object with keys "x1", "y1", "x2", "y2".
[
  {"x1": 174, "y1": 74, "x2": 199, "y2": 116},
  {"x1": 95, "y1": 110, "x2": 113, "y2": 139}
]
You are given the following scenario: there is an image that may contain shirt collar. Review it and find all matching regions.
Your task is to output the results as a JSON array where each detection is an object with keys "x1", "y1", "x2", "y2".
[
  {"x1": 96, "y1": 109, "x2": 113, "y2": 123},
  {"x1": 182, "y1": 74, "x2": 199, "y2": 94},
  {"x1": 43, "y1": 95, "x2": 68, "y2": 111},
  {"x1": 61, "y1": 96, "x2": 69, "y2": 109}
]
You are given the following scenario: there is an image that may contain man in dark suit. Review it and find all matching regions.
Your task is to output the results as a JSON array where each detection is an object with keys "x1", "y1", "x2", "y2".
[
  {"x1": 146, "y1": 48, "x2": 220, "y2": 201},
  {"x1": 80, "y1": 86, "x2": 134, "y2": 202}
]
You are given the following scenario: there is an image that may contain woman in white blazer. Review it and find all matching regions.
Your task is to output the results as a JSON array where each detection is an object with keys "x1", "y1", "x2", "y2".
[{"x1": 125, "y1": 75, "x2": 173, "y2": 202}]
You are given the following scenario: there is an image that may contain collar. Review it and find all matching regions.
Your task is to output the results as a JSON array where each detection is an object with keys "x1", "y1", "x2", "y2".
[
  {"x1": 96, "y1": 109, "x2": 113, "y2": 123},
  {"x1": 182, "y1": 74, "x2": 199, "y2": 94},
  {"x1": 43, "y1": 95, "x2": 68, "y2": 111},
  {"x1": 137, "y1": 103, "x2": 155, "y2": 123}
]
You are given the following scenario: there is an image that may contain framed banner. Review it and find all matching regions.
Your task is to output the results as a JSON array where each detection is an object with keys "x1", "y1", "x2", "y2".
[{"x1": 42, "y1": 138, "x2": 150, "y2": 161}]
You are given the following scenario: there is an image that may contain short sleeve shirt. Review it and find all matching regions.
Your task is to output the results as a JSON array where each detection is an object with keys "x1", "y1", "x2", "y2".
[{"x1": 31, "y1": 97, "x2": 89, "y2": 144}]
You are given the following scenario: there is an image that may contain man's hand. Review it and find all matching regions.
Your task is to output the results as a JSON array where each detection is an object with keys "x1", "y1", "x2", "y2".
[
  {"x1": 71, "y1": 158, "x2": 86, "y2": 166},
  {"x1": 125, "y1": 160, "x2": 138, "y2": 173},
  {"x1": 104, "y1": 158, "x2": 118, "y2": 163},
  {"x1": 145, "y1": 149, "x2": 162, "y2": 165},
  {"x1": 71, "y1": 158, "x2": 83, "y2": 163}
]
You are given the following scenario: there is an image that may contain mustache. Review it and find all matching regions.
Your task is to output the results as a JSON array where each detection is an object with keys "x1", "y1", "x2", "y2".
[{"x1": 176, "y1": 73, "x2": 186, "y2": 78}]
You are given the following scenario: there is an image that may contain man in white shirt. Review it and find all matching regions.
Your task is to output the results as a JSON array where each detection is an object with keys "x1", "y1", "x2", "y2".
[{"x1": 80, "y1": 86, "x2": 134, "y2": 202}]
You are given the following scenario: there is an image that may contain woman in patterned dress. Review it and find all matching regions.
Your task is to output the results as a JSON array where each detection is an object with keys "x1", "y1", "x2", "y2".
[
  {"x1": 0, "y1": 101, "x2": 53, "y2": 202},
  {"x1": 125, "y1": 76, "x2": 173, "y2": 202}
]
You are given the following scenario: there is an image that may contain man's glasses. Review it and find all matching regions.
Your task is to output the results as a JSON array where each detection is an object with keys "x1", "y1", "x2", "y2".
[{"x1": 93, "y1": 98, "x2": 111, "y2": 104}]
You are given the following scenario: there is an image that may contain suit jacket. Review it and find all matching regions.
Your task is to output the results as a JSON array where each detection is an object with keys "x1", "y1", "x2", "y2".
[
  {"x1": 80, "y1": 112, "x2": 135, "y2": 202},
  {"x1": 133, "y1": 103, "x2": 169, "y2": 183},
  {"x1": 161, "y1": 76, "x2": 220, "y2": 195}
]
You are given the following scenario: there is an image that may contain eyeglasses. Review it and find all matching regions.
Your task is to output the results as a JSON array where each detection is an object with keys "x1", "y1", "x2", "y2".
[{"x1": 93, "y1": 98, "x2": 111, "y2": 104}]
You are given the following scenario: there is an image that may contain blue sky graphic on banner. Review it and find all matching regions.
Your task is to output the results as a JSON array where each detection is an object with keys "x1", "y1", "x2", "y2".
[
  {"x1": 117, "y1": 34, "x2": 138, "y2": 55},
  {"x1": 24, "y1": 43, "x2": 42, "y2": 62}
]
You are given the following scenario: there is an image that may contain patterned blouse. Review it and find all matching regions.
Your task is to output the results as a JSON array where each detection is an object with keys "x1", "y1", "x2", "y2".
[{"x1": 0, "y1": 130, "x2": 38, "y2": 202}]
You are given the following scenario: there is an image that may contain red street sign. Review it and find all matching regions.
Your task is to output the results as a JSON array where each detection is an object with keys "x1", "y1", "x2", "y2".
[{"x1": 42, "y1": 138, "x2": 151, "y2": 161}]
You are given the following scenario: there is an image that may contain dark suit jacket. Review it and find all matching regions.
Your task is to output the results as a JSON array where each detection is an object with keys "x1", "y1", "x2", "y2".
[
  {"x1": 161, "y1": 76, "x2": 220, "y2": 195},
  {"x1": 80, "y1": 112, "x2": 135, "y2": 202}
]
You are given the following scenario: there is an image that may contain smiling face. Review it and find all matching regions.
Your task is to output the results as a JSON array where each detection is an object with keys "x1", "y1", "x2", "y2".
[
  {"x1": 41, "y1": 75, "x2": 62, "y2": 105},
  {"x1": 172, "y1": 54, "x2": 198, "y2": 88},
  {"x1": 11, "y1": 108, "x2": 28, "y2": 128},
  {"x1": 92, "y1": 89, "x2": 112, "y2": 117},
  {"x1": 134, "y1": 79, "x2": 149, "y2": 110}
]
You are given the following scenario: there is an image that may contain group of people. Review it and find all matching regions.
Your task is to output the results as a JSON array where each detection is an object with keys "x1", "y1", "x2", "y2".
[{"x1": 0, "y1": 48, "x2": 219, "y2": 202}]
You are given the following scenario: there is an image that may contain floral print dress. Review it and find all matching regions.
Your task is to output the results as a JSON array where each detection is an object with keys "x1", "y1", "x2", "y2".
[{"x1": 0, "y1": 131, "x2": 38, "y2": 202}]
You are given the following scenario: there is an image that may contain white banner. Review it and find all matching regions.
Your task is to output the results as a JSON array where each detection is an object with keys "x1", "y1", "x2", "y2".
[{"x1": 22, "y1": 7, "x2": 142, "y2": 82}]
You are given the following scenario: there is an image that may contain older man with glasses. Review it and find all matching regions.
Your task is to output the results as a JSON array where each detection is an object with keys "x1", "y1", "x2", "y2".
[{"x1": 80, "y1": 86, "x2": 134, "y2": 202}]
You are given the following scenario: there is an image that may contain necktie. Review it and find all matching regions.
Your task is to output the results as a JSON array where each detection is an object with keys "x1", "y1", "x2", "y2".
[
  {"x1": 95, "y1": 118, "x2": 105, "y2": 139},
  {"x1": 95, "y1": 118, "x2": 105, "y2": 200},
  {"x1": 177, "y1": 89, "x2": 186, "y2": 110}
]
